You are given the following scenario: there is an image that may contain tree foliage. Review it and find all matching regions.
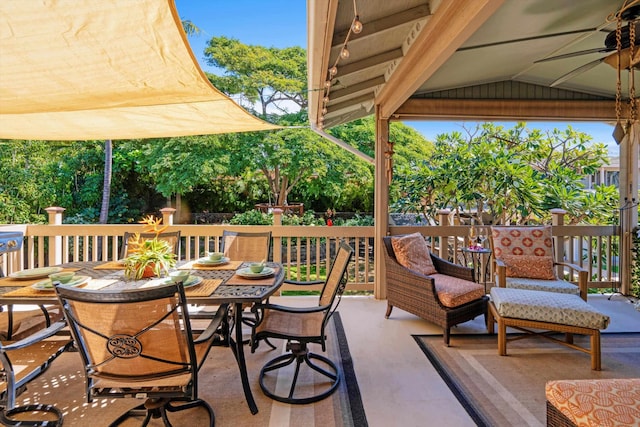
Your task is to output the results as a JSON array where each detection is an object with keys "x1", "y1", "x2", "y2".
[
  {"x1": 204, "y1": 36, "x2": 307, "y2": 115},
  {"x1": 393, "y1": 123, "x2": 615, "y2": 225}
]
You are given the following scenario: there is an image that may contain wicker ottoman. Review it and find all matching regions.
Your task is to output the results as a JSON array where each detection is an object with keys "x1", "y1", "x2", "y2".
[
  {"x1": 487, "y1": 287, "x2": 610, "y2": 370},
  {"x1": 546, "y1": 378, "x2": 640, "y2": 426}
]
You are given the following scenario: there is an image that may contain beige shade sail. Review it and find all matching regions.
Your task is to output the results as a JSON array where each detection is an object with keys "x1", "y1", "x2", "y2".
[{"x1": 0, "y1": 0, "x2": 279, "y2": 140}]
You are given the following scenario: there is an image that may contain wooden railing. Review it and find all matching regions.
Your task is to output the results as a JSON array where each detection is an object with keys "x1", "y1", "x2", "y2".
[{"x1": 0, "y1": 210, "x2": 621, "y2": 295}]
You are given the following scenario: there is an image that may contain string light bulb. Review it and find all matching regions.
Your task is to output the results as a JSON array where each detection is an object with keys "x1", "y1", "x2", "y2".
[
  {"x1": 322, "y1": 107, "x2": 328, "y2": 115},
  {"x1": 323, "y1": 95, "x2": 330, "y2": 103},
  {"x1": 340, "y1": 45, "x2": 350, "y2": 59},
  {"x1": 324, "y1": 80, "x2": 332, "y2": 88},
  {"x1": 351, "y1": 16, "x2": 363, "y2": 34},
  {"x1": 329, "y1": 65, "x2": 338, "y2": 76}
]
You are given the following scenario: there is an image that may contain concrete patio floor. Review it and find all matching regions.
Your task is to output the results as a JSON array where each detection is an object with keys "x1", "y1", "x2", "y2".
[{"x1": 277, "y1": 293, "x2": 640, "y2": 427}]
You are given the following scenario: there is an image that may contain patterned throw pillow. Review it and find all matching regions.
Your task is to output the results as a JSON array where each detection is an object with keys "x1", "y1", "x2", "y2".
[
  {"x1": 491, "y1": 226, "x2": 557, "y2": 280},
  {"x1": 391, "y1": 232, "x2": 437, "y2": 276}
]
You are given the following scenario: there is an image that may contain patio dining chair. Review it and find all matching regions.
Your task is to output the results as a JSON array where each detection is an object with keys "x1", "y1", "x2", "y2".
[
  {"x1": 220, "y1": 230, "x2": 272, "y2": 262},
  {"x1": 55, "y1": 282, "x2": 227, "y2": 427},
  {"x1": 0, "y1": 305, "x2": 63, "y2": 341},
  {"x1": 250, "y1": 241, "x2": 353, "y2": 404},
  {"x1": 0, "y1": 318, "x2": 72, "y2": 426},
  {"x1": 220, "y1": 230, "x2": 273, "y2": 335},
  {"x1": 119, "y1": 231, "x2": 181, "y2": 260},
  {"x1": 490, "y1": 225, "x2": 588, "y2": 300}
]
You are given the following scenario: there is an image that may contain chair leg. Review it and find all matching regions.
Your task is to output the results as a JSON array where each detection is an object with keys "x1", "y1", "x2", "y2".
[
  {"x1": 259, "y1": 342, "x2": 341, "y2": 405},
  {"x1": 385, "y1": 303, "x2": 394, "y2": 318},
  {"x1": 1, "y1": 404, "x2": 63, "y2": 427},
  {"x1": 109, "y1": 398, "x2": 214, "y2": 427},
  {"x1": 444, "y1": 327, "x2": 451, "y2": 346}
]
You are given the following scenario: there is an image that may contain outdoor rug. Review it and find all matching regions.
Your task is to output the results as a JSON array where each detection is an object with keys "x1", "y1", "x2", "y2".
[
  {"x1": 13, "y1": 312, "x2": 367, "y2": 427},
  {"x1": 414, "y1": 332, "x2": 640, "y2": 427}
]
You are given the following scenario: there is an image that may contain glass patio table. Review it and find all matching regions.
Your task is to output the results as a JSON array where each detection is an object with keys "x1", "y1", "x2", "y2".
[{"x1": 0, "y1": 260, "x2": 285, "y2": 415}]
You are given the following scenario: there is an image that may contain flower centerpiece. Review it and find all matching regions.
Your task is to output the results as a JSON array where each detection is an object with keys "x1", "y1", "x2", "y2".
[{"x1": 124, "y1": 215, "x2": 176, "y2": 280}]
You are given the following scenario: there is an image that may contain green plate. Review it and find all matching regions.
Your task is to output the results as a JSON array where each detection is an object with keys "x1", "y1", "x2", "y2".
[
  {"x1": 32, "y1": 275, "x2": 90, "y2": 290},
  {"x1": 9, "y1": 266, "x2": 63, "y2": 280},
  {"x1": 162, "y1": 275, "x2": 203, "y2": 288}
]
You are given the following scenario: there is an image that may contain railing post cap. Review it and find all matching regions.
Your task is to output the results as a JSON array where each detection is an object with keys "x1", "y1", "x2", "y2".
[
  {"x1": 272, "y1": 208, "x2": 283, "y2": 214},
  {"x1": 550, "y1": 208, "x2": 567, "y2": 214},
  {"x1": 45, "y1": 206, "x2": 66, "y2": 213},
  {"x1": 160, "y1": 207, "x2": 176, "y2": 213},
  {"x1": 437, "y1": 209, "x2": 451, "y2": 214}
]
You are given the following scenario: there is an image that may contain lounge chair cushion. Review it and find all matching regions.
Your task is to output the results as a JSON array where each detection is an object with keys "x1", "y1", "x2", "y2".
[
  {"x1": 491, "y1": 226, "x2": 557, "y2": 280},
  {"x1": 491, "y1": 287, "x2": 609, "y2": 330},
  {"x1": 506, "y1": 277, "x2": 580, "y2": 296},
  {"x1": 431, "y1": 274, "x2": 485, "y2": 308},
  {"x1": 391, "y1": 232, "x2": 436, "y2": 276}
]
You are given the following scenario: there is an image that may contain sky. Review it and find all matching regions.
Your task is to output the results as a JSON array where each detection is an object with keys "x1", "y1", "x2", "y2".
[{"x1": 173, "y1": 0, "x2": 619, "y2": 156}]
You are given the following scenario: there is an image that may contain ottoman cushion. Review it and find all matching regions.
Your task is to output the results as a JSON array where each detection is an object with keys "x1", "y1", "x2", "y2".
[
  {"x1": 490, "y1": 287, "x2": 609, "y2": 330},
  {"x1": 546, "y1": 378, "x2": 640, "y2": 426}
]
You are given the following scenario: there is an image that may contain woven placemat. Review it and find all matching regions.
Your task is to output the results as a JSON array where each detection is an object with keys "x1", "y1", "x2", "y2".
[
  {"x1": 184, "y1": 279, "x2": 223, "y2": 297},
  {"x1": 178, "y1": 260, "x2": 243, "y2": 271},
  {"x1": 2, "y1": 276, "x2": 97, "y2": 298},
  {"x1": 0, "y1": 268, "x2": 81, "y2": 287},
  {"x1": 93, "y1": 260, "x2": 126, "y2": 270}
]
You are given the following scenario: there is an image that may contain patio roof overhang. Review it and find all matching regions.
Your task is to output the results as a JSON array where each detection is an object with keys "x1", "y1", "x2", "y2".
[
  {"x1": 308, "y1": 0, "x2": 639, "y2": 127},
  {"x1": 0, "y1": 0, "x2": 279, "y2": 141},
  {"x1": 307, "y1": 0, "x2": 639, "y2": 294}
]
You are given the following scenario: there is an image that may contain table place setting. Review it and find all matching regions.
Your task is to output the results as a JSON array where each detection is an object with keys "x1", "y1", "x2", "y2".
[
  {"x1": 0, "y1": 267, "x2": 81, "y2": 287},
  {"x1": 226, "y1": 263, "x2": 279, "y2": 286},
  {"x1": 1, "y1": 270, "x2": 108, "y2": 297},
  {"x1": 179, "y1": 258, "x2": 243, "y2": 271}
]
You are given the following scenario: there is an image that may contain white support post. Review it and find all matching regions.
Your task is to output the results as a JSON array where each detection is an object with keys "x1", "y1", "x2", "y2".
[
  {"x1": 45, "y1": 206, "x2": 65, "y2": 266},
  {"x1": 272, "y1": 208, "x2": 282, "y2": 264}
]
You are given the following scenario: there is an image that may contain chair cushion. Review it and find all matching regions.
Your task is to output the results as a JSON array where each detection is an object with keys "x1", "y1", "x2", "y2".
[
  {"x1": 506, "y1": 277, "x2": 580, "y2": 296},
  {"x1": 431, "y1": 273, "x2": 485, "y2": 308},
  {"x1": 546, "y1": 379, "x2": 640, "y2": 426},
  {"x1": 491, "y1": 226, "x2": 557, "y2": 280},
  {"x1": 490, "y1": 287, "x2": 609, "y2": 330},
  {"x1": 391, "y1": 232, "x2": 437, "y2": 276}
]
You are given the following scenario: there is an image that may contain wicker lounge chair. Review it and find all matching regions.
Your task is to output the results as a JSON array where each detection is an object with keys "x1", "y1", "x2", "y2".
[{"x1": 383, "y1": 235, "x2": 489, "y2": 345}]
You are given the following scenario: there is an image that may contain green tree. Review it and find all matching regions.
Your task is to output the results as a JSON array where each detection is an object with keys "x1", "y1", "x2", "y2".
[
  {"x1": 204, "y1": 36, "x2": 307, "y2": 115},
  {"x1": 393, "y1": 123, "x2": 613, "y2": 225}
]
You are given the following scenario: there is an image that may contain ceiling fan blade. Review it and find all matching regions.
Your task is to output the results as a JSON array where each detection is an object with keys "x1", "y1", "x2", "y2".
[
  {"x1": 550, "y1": 57, "x2": 606, "y2": 87},
  {"x1": 535, "y1": 47, "x2": 611, "y2": 63}
]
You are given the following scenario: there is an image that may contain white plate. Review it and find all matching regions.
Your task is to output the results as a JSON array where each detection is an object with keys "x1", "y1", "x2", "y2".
[
  {"x1": 9, "y1": 266, "x2": 63, "y2": 280},
  {"x1": 32, "y1": 275, "x2": 90, "y2": 290},
  {"x1": 162, "y1": 275, "x2": 203, "y2": 288},
  {"x1": 235, "y1": 267, "x2": 275, "y2": 279},
  {"x1": 195, "y1": 257, "x2": 230, "y2": 266}
]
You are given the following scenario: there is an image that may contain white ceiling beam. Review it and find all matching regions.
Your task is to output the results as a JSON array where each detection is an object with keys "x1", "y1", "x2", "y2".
[{"x1": 331, "y1": 4, "x2": 431, "y2": 48}]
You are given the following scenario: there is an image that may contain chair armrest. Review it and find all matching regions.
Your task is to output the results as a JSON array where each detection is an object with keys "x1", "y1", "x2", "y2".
[
  {"x1": 554, "y1": 261, "x2": 586, "y2": 273},
  {"x1": 430, "y1": 253, "x2": 474, "y2": 282},
  {"x1": 254, "y1": 303, "x2": 330, "y2": 314},
  {"x1": 555, "y1": 262, "x2": 588, "y2": 301},
  {"x1": 283, "y1": 279, "x2": 325, "y2": 286},
  {"x1": 494, "y1": 259, "x2": 507, "y2": 288},
  {"x1": 1, "y1": 320, "x2": 67, "y2": 351},
  {"x1": 194, "y1": 303, "x2": 229, "y2": 344}
]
